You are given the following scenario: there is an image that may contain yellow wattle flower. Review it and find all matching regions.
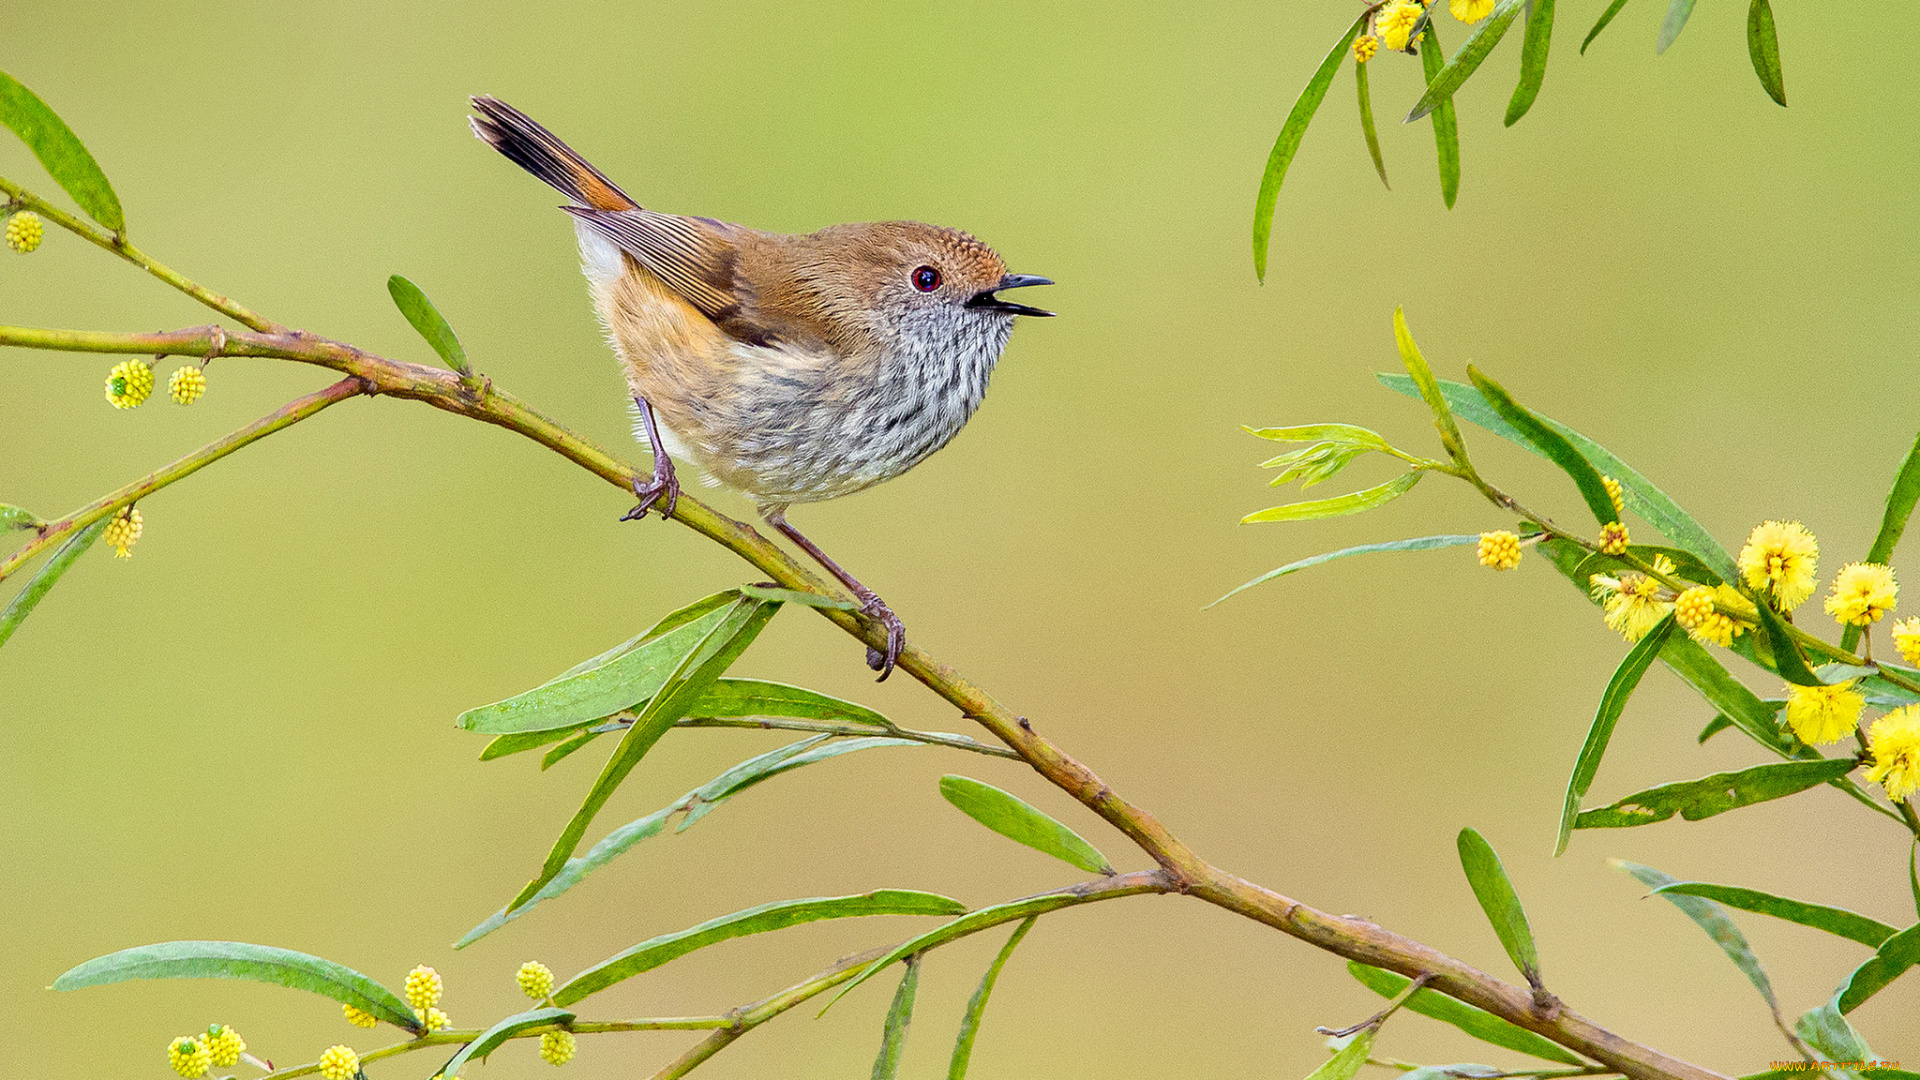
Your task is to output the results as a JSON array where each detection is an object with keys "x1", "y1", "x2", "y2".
[
  {"x1": 424, "y1": 1006, "x2": 451, "y2": 1032},
  {"x1": 405, "y1": 964, "x2": 443, "y2": 1011},
  {"x1": 1602, "y1": 475, "x2": 1625, "y2": 516},
  {"x1": 1593, "y1": 572, "x2": 1670, "y2": 642},
  {"x1": 168, "y1": 1036, "x2": 211, "y2": 1079},
  {"x1": 318, "y1": 1045, "x2": 359, "y2": 1080},
  {"x1": 1450, "y1": 0, "x2": 1495, "y2": 20},
  {"x1": 104, "y1": 506, "x2": 143, "y2": 559},
  {"x1": 6, "y1": 210, "x2": 44, "y2": 253},
  {"x1": 169, "y1": 365, "x2": 207, "y2": 405},
  {"x1": 343, "y1": 1003, "x2": 378, "y2": 1029},
  {"x1": 1823, "y1": 562, "x2": 1897, "y2": 627},
  {"x1": 1477, "y1": 530, "x2": 1522, "y2": 570},
  {"x1": 205, "y1": 1025, "x2": 245, "y2": 1068},
  {"x1": 1891, "y1": 616, "x2": 1920, "y2": 666},
  {"x1": 517, "y1": 960, "x2": 555, "y2": 1000},
  {"x1": 1738, "y1": 520, "x2": 1819, "y2": 610},
  {"x1": 1865, "y1": 705, "x2": 1920, "y2": 802},
  {"x1": 1352, "y1": 33, "x2": 1380, "y2": 62},
  {"x1": 1375, "y1": 0, "x2": 1425, "y2": 51},
  {"x1": 105, "y1": 359, "x2": 155, "y2": 409},
  {"x1": 1783, "y1": 681, "x2": 1864, "y2": 746},
  {"x1": 539, "y1": 1030, "x2": 576, "y2": 1066},
  {"x1": 1597, "y1": 521, "x2": 1630, "y2": 556}
]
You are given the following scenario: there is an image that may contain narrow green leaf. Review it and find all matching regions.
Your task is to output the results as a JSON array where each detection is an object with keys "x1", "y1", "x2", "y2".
[
  {"x1": 1506, "y1": 0, "x2": 1555, "y2": 125},
  {"x1": 1843, "y1": 429, "x2": 1920, "y2": 653},
  {"x1": 1651, "y1": 632, "x2": 1792, "y2": 753},
  {"x1": 512, "y1": 595, "x2": 778, "y2": 909},
  {"x1": 0, "y1": 71, "x2": 123, "y2": 231},
  {"x1": 1457, "y1": 829, "x2": 1541, "y2": 986},
  {"x1": 1556, "y1": 614, "x2": 1676, "y2": 855},
  {"x1": 438, "y1": 1007, "x2": 572, "y2": 1078},
  {"x1": 1751, "y1": 598, "x2": 1822, "y2": 686},
  {"x1": 940, "y1": 775, "x2": 1112, "y2": 875},
  {"x1": 1345, "y1": 963, "x2": 1585, "y2": 1065},
  {"x1": 0, "y1": 504, "x2": 43, "y2": 531},
  {"x1": 871, "y1": 954, "x2": 922, "y2": 1080},
  {"x1": 1910, "y1": 841, "x2": 1919, "y2": 921},
  {"x1": 948, "y1": 917, "x2": 1036, "y2": 1080},
  {"x1": 542, "y1": 728, "x2": 603, "y2": 768},
  {"x1": 1744, "y1": 0, "x2": 1786, "y2": 105},
  {"x1": 1307, "y1": 1029, "x2": 1377, "y2": 1080},
  {"x1": 1697, "y1": 714, "x2": 1735, "y2": 744},
  {"x1": 1794, "y1": 998, "x2": 1875, "y2": 1061},
  {"x1": 1656, "y1": 0, "x2": 1698, "y2": 53},
  {"x1": 1402, "y1": 1066, "x2": 1502, "y2": 1080},
  {"x1": 1581, "y1": 0, "x2": 1633, "y2": 51},
  {"x1": 457, "y1": 592, "x2": 740, "y2": 735},
  {"x1": 1407, "y1": 0, "x2": 1526, "y2": 122},
  {"x1": 1468, "y1": 366, "x2": 1616, "y2": 526},
  {"x1": 1421, "y1": 29, "x2": 1461, "y2": 209},
  {"x1": 554, "y1": 890, "x2": 962, "y2": 1006},
  {"x1": 481, "y1": 725, "x2": 592, "y2": 761},
  {"x1": 1356, "y1": 61, "x2": 1389, "y2": 190},
  {"x1": 1612, "y1": 860, "x2": 1779, "y2": 1013},
  {"x1": 1577, "y1": 759, "x2": 1856, "y2": 830},
  {"x1": 737, "y1": 583, "x2": 858, "y2": 609},
  {"x1": 1392, "y1": 309, "x2": 1468, "y2": 464},
  {"x1": 1834, "y1": 921, "x2": 1920, "y2": 1013},
  {"x1": 1253, "y1": 12, "x2": 1368, "y2": 282},
  {"x1": 1650, "y1": 883, "x2": 1896, "y2": 949},
  {"x1": 53, "y1": 941, "x2": 420, "y2": 1031},
  {"x1": 826, "y1": 894, "x2": 1091, "y2": 1014},
  {"x1": 1380, "y1": 373, "x2": 1739, "y2": 578},
  {"x1": 690, "y1": 677, "x2": 892, "y2": 728},
  {"x1": 386, "y1": 275, "x2": 472, "y2": 376},
  {"x1": 1211, "y1": 534, "x2": 1480, "y2": 607},
  {"x1": 0, "y1": 517, "x2": 107, "y2": 649},
  {"x1": 457, "y1": 735, "x2": 918, "y2": 946},
  {"x1": 1241, "y1": 471, "x2": 1423, "y2": 524},
  {"x1": 1245, "y1": 423, "x2": 1392, "y2": 448}
]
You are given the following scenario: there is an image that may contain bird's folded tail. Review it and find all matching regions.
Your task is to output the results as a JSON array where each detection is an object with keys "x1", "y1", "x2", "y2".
[{"x1": 468, "y1": 95, "x2": 638, "y2": 212}]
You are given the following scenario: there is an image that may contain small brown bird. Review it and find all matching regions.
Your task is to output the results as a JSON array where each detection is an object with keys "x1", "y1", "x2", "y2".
[{"x1": 469, "y1": 96, "x2": 1052, "y2": 679}]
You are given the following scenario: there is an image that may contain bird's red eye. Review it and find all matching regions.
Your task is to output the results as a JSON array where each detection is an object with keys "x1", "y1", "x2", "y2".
[{"x1": 911, "y1": 266, "x2": 941, "y2": 292}]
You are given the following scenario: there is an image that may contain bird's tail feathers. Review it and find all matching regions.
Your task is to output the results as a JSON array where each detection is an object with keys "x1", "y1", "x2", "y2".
[{"x1": 468, "y1": 95, "x2": 638, "y2": 212}]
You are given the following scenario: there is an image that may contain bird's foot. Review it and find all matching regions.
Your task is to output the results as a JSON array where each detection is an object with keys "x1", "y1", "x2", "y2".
[
  {"x1": 619, "y1": 456, "x2": 679, "y2": 522},
  {"x1": 859, "y1": 594, "x2": 906, "y2": 681}
]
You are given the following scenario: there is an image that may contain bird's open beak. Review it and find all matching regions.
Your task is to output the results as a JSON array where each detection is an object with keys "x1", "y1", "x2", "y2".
[{"x1": 967, "y1": 274, "x2": 1055, "y2": 317}]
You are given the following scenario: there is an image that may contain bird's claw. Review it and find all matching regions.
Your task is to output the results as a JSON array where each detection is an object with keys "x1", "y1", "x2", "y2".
[
  {"x1": 620, "y1": 459, "x2": 679, "y2": 522},
  {"x1": 860, "y1": 595, "x2": 906, "y2": 681}
]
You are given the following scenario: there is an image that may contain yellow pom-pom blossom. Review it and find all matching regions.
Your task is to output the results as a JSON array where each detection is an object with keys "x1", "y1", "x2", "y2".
[
  {"x1": 539, "y1": 1030, "x2": 576, "y2": 1066},
  {"x1": 342, "y1": 1003, "x2": 377, "y2": 1029},
  {"x1": 1602, "y1": 475, "x2": 1625, "y2": 516},
  {"x1": 205, "y1": 1025, "x2": 245, "y2": 1068},
  {"x1": 1865, "y1": 705, "x2": 1920, "y2": 803},
  {"x1": 1375, "y1": 0, "x2": 1425, "y2": 50},
  {"x1": 424, "y1": 1007, "x2": 451, "y2": 1032},
  {"x1": 1597, "y1": 521, "x2": 1630, "y2": 556},
  {"x1": 318, "y1": 1045, "x2": 359, "y2": 1080},
  {"x1": 1352, "y1": 33, "x2": 1380, "y2": 61},
  {"x1": 169, "y1": 1036, "x2": 212, "y2": 1079},
  {"x1": 1739, "y1": 520, "x2": 1819, "y2": 610},
  {"x1": 405, "y1": 964, "x2": 443, "y2": 1011},
  {"x1": 1783, "y1": 681, "x2": 1864, "y2": 746},
  {"x1": 517, "y1": 960, "x2": 555, "y2": 1000},
  {"x1": 1477, "y1": 530, "x2": 1522, "y2": 570},
  {"x1": 1671, "y1": 584, "x2": 1729, "y2": 645},
  {"x1": 105, "y1": 359, "x2": 155, "y2": 409},
  {"x1": 104, "y1": 505, "x2": 142, "y2": 559},
  {"x1": 6, "y1": 210, "x2": 44, "y2": 253},
  {"x1": 169, "y1": 365, "x2": 207, "y2": 405},
  {"x1": 1823, "y1": 562, "x2": 1897, "y2": 627},
  {"x1": 1450, "y1": 0, "x2": 1495, "y2": 21},
  {"x1": 1891, "y1": 616, "x2": 1920, "y2": 666},
  {"x1": 1590, "y1": 571, "x2": 1671, "y2": 642}
]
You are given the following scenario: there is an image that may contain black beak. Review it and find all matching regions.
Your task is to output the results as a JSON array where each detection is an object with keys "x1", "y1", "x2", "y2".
[{"x1": 967, "y1": 274, "x2": 1055, "y2": 317}]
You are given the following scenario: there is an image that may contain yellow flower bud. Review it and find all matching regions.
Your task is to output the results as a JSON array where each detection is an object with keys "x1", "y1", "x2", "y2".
[
  {"x1": 104, "y1": 506, "x2": 142, "y2": 559},
  {"x1": 539, "y1": 1030, "x2": 576, "y2": 1066},
  {"x1": 168, "y1": 1036, "x2": 212, "y2": 1079},
  {"x1": 1477, "y1": 530, "x2": 1522, "y2": 570},
  {"x1": 105, "y1": 359, "x2": 155, "y2": 409},
  {"x1": 1601, "y1": 476, "x2": 1624, "y2": 516},
  {"x1": 6, "y1": 210, "x2": 43, "y2": 253},
  {"x1": 343, "y1": 1003, "x2": 378, "y2": 1029},
  {"x1": 318, "y1": 1045, "x2": 359, "y2": 1080},
  {"x1": 404, "y1": 964, "x2": 443, "y2": 1011},
  {"x1": 1352, "y1": 34, "x2": 1380, "y2": 61},
  {"x1": 205, "y1": 1025, "x2": 245, "y2": 1068},
  {"x1": 1597, "y1": 521, "x2": 1630, "y2": 556},
  {"x1": 169, "y1": 365, "x2": 207, "y2": 405},
  {"x1": 424, "y1": 1007, "x2": 451, "y2": 1032},
  {"x1": 517, "y1": 960, "x2": 555, "y2": 1000}
]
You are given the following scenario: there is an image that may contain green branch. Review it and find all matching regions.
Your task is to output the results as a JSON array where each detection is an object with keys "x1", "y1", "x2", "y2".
[{"x1": 0, "y1": 173, "x2": 1727, "y2": 1080}]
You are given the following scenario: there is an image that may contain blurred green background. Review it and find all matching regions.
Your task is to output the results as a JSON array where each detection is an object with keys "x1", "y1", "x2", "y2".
[{"x1": 3, "y1": 1, "x2": 1916, "y2": 1077}]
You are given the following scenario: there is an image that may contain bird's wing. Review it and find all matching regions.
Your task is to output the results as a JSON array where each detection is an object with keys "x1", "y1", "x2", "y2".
[{"x1": 565, "y1": 207, "x2": 795, "y2": 347}]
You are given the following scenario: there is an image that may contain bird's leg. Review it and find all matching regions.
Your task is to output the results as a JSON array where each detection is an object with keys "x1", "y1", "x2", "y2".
[
  {"x1": 620, "y1": 395, "x2": 679, "y2": 522},
  {"x1": 763, "y1": 507, "x2": 905, "y2": 681}
]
